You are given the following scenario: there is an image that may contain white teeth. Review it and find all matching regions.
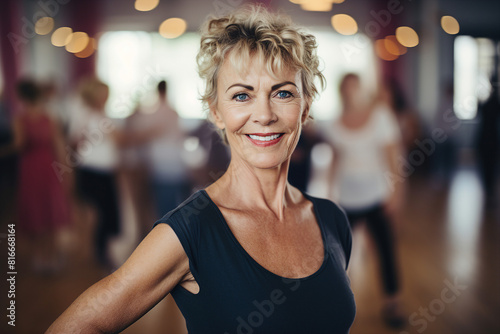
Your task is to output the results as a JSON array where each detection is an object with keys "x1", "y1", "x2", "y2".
[{"x1": 249, "y1": 134, "x2": 281, "y2": 141}]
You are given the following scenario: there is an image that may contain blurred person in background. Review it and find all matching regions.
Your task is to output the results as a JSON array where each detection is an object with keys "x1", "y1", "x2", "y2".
[
  {"x1": 122, "y1": 80, "x2": 190, "y2": 238},
  {"x1": 288, "y1": 122, "x2": 326, "y2": 193},
  {"x1": 68, "y1": 78, "x2": 122, "y2": 270},
  {"x1": 379, "y1": 78, "x2": 421, "y2": 155},
  {"x1": 144, "y1": 80, "x2": 190, "y2": 222},
  {"x1": 0, "y1": 79, "x2": 71, "y2": 273},
  {"x1": 47, "y1": 5, "x2": 356, "y2": 333},
  {"x1": 188, "y1": 119, "x2": 230, "y2": 189},
  {"x1": 328, "y1": 73, "x2": 404, "y2": 328}
]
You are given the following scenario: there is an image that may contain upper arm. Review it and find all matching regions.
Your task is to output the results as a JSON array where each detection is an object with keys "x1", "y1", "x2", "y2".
[{"x1": 46, "y1": 223, "x2": 190, "y2": 334}]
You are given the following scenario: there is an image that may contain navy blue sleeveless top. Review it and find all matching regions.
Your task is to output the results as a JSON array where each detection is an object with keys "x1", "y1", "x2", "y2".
[{"x1": 154, "y1": 190, "x2": 356, "y2": 333}]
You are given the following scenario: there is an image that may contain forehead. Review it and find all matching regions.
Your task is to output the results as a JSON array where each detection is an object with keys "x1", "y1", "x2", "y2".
[{"x1": 218, "y1": 51, "x2": 300, "y2": 87}]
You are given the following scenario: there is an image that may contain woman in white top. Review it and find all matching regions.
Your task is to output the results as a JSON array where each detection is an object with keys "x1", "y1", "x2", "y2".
[
  {"x1": 329, "y1": 73, "x2": 404, "y2": 328},
  {"x1": 68, "y1": 78, "x2": 122, "y2": 269}
]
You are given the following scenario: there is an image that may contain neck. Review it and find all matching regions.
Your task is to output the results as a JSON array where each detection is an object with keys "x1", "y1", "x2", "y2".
[{"x1": 209, "y1": 157, "x2": 294, "y2": 221}]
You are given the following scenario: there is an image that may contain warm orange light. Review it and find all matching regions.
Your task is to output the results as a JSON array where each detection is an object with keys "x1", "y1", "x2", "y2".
[
  {"x1": 134, "y1": 0, "x2": 160, "y2": 12},
  {"x1": 331, "y1": 14, "x2": 358, "y2": 35},
  {"x1": 51, "y1": 27, "x2": 73, "y2": 47},
  {"x1": 384, "y1": 35, "x2": 407, "y2": 56},
  {"x1": 395, "y1": 26, "x2": 419, "y2": 47},
  {"x1": 35, "y1": 17, "x2": 54, "y2": 35},
  {"x1": 75, "y1": 37, "x2": 97, "y2": 58},
  {"x1": 375, "y1": 39, "x2": 398, "y2": 61},
  {"x1": 301, "y1": 0, "x2": 332, "y2": 12},
  {"x1": 65, "y1": 32, "x2": 90, "y2": 53},
  {"x1": 159, "y1": 18, "x2": 187, "y2": 39},
  {"x1": 441, "y1": 15, "x2": 460, "y2": 35}
]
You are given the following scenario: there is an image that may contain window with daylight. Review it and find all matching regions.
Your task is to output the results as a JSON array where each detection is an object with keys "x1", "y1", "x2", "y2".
[{"x1": 454, "y1": 36, "x2": 497, "y2": 120}]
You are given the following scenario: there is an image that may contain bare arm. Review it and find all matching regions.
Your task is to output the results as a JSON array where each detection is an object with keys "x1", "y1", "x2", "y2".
[
  {"x1": 383, "y1": 142, "x2": 404, "y2": 217},
  {"x1": 46, "y1": 224, "x2": 190, "y2": 334}
]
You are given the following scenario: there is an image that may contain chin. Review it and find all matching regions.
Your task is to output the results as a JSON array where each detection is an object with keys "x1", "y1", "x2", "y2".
[{"x1": 246, "y1": 153, "x2": 287, "y2": 170}]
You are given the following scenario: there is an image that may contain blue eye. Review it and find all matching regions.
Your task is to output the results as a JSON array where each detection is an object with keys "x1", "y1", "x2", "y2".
[
  {"x1": 234, "y1": 93, "x2": 249, "y2": 102},
  {"x1": 276, "y1": 91, "x2": 293, "y2": 99}
]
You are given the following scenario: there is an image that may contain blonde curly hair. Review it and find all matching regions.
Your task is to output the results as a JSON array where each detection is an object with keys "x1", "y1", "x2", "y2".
[{"x1": 197, "y1": 4, "x2": 325, "y2": 125}]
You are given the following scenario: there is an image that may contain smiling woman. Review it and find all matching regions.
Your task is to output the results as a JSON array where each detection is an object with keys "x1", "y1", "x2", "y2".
[{"x1": 46, "y1": 4, "x2": 355, "y2": 334}]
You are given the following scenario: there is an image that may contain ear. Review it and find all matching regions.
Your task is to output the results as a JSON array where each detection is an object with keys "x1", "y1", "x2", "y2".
[
  {"x1": 301, "y1": 101, "x2": 311, "y2": 124},
  {"x1": 209, "y1": 104, "x2": 225, "y2": 130}
]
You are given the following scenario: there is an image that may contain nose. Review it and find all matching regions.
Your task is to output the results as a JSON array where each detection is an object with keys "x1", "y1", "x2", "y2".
[{"x1": 252, "y1": 98, "x2": 278, "y2": 126}]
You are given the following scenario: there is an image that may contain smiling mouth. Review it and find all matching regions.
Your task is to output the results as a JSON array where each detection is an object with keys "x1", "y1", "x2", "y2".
[
  {"x1": 245, "y1": 133, "x2": 284, "y2": 147},
  {"x1": 247, "y1": 133, "x2": 283, "y2": 141}
]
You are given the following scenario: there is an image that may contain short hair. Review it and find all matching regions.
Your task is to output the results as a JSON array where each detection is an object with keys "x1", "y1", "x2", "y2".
[
  {"x1": 16, "y1": 79, "x2": 42, "y2": 104},
  {"x1": 197, "y1": 4, "x2": 325, "y2": 119}
]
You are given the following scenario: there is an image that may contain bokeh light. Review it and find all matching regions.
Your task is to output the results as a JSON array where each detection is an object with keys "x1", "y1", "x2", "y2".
[
  {"x1": 159, "y1": 18, "x2": 187, "y2": 39},
  {"x1": 331, "y1": 14, "x2": 358, "y2": 35},
  {"x1": 51, "y1": 27, "x2": 73, "y2": 47},
  {"x1": 395, "y1": 26, "x2": 419, "y2": 47},
  {"x1": 65, "y1": 32, "x2": 90, "y2": 53},
  {"x1": 441, "y1": 15, "x2": 460, "y2": 35},
  {"x1": 375, "y1": 39, "x2": 398, "y2": 61},
  {"x1": 301, "y1": 0, "x2": 332, "y2": 12},
  {"x1": 35, "y1": 17, "x2": 54, "y2": 36},
  {"x1": 75, "y1": 37, "x2": 97, "y2": 58},
  {"x1": 134, "y1": 0, "x2": 160, "y2": 12},
  {"x1": 384, "y1": 35, "x2": 407, "y2": 56}
]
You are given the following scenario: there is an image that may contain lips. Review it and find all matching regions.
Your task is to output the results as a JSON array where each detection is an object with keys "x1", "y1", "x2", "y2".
[{"x1": 245, "y1": 133, "x2": 284, "y2": 147}]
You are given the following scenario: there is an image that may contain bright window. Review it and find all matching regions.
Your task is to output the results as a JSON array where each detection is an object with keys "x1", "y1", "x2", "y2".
[{"x1": 453, "y1": 36, "x2": 495, "y2": 120}]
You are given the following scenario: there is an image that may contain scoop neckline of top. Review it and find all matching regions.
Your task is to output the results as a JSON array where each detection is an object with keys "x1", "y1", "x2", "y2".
[{"x1": 199, "y1": 189, "x2": 328, "y2": 281}]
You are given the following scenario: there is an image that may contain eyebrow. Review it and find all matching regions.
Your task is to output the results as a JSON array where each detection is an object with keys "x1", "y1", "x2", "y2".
[{"x1": 225, "y1": 81, "x2": 297, "y2": 93}]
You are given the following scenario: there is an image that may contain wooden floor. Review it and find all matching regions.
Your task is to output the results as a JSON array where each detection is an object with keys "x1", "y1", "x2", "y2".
[{"x1": 1, "y1": 168, "x2": 499, "y2": 334}]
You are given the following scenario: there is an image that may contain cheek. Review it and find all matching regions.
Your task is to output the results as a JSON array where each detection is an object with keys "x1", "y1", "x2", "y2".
[{"x1": 218, "y1": 104, "x2": 250, "y2": 133}]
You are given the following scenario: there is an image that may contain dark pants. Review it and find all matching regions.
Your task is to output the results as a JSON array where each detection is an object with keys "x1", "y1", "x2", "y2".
[
  {"x1": 346, "y1": 204, "x2": 399, "y2": 296},
  {"x1": 77, "y1": 167, "x2": 121, "y2": 266}
]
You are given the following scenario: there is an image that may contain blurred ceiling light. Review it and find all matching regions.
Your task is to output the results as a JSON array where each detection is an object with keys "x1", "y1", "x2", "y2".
[
  {"x1": 35, "y1": 17, "x2": 54, "y2": 35},
  {"x1": 375, "y1": 39, "x2": 398, "y2": 61},
  {"x1": 301, "y1": 0, "x2": 332, "y2": 12},
  {"x1": 395, "y1": 26, "x2": 419, "y2": 47},
  {"x1": 441, "y1": 15, "x2": 460, "y2": 35},
  {"x1": 331, "y1": 14, "x2": 358, "y2": 35},
  {"x1": 134, "y1": 0, "x2": 159, "y2": 12},
  {"x1": 159, "y1": 18, "x2": 187, "y2": 39},
  {"x1": 65, "y1": 31, "x2": 90, "y2": 53},
  {"x1": 384, "y1": 35, "x2": 407, "y2": 56},
  {"x1": 51, "y1": 27, "x2": 73, "y2": 47},
  {"x1": 291, "y1": 0, "x2": 345, "y2": 5},
  {"x1": 75, "y1": 37, "x2": 97, "y2": 58}
]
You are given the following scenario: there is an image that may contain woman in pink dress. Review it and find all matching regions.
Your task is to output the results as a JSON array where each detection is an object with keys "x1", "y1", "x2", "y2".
[{"x1": 3, "y1": 79, "x2": 70, "y2": 273}]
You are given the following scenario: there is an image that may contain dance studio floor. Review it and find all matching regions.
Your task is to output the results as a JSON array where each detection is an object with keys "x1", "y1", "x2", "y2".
[{"x1": 1, "y1": 168, "x2": 499, "y2": 334}]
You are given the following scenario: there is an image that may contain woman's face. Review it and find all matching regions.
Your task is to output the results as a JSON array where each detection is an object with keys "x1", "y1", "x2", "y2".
[{"x1": 211, "y1": 56, "x2": 308, "y2": 170}]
